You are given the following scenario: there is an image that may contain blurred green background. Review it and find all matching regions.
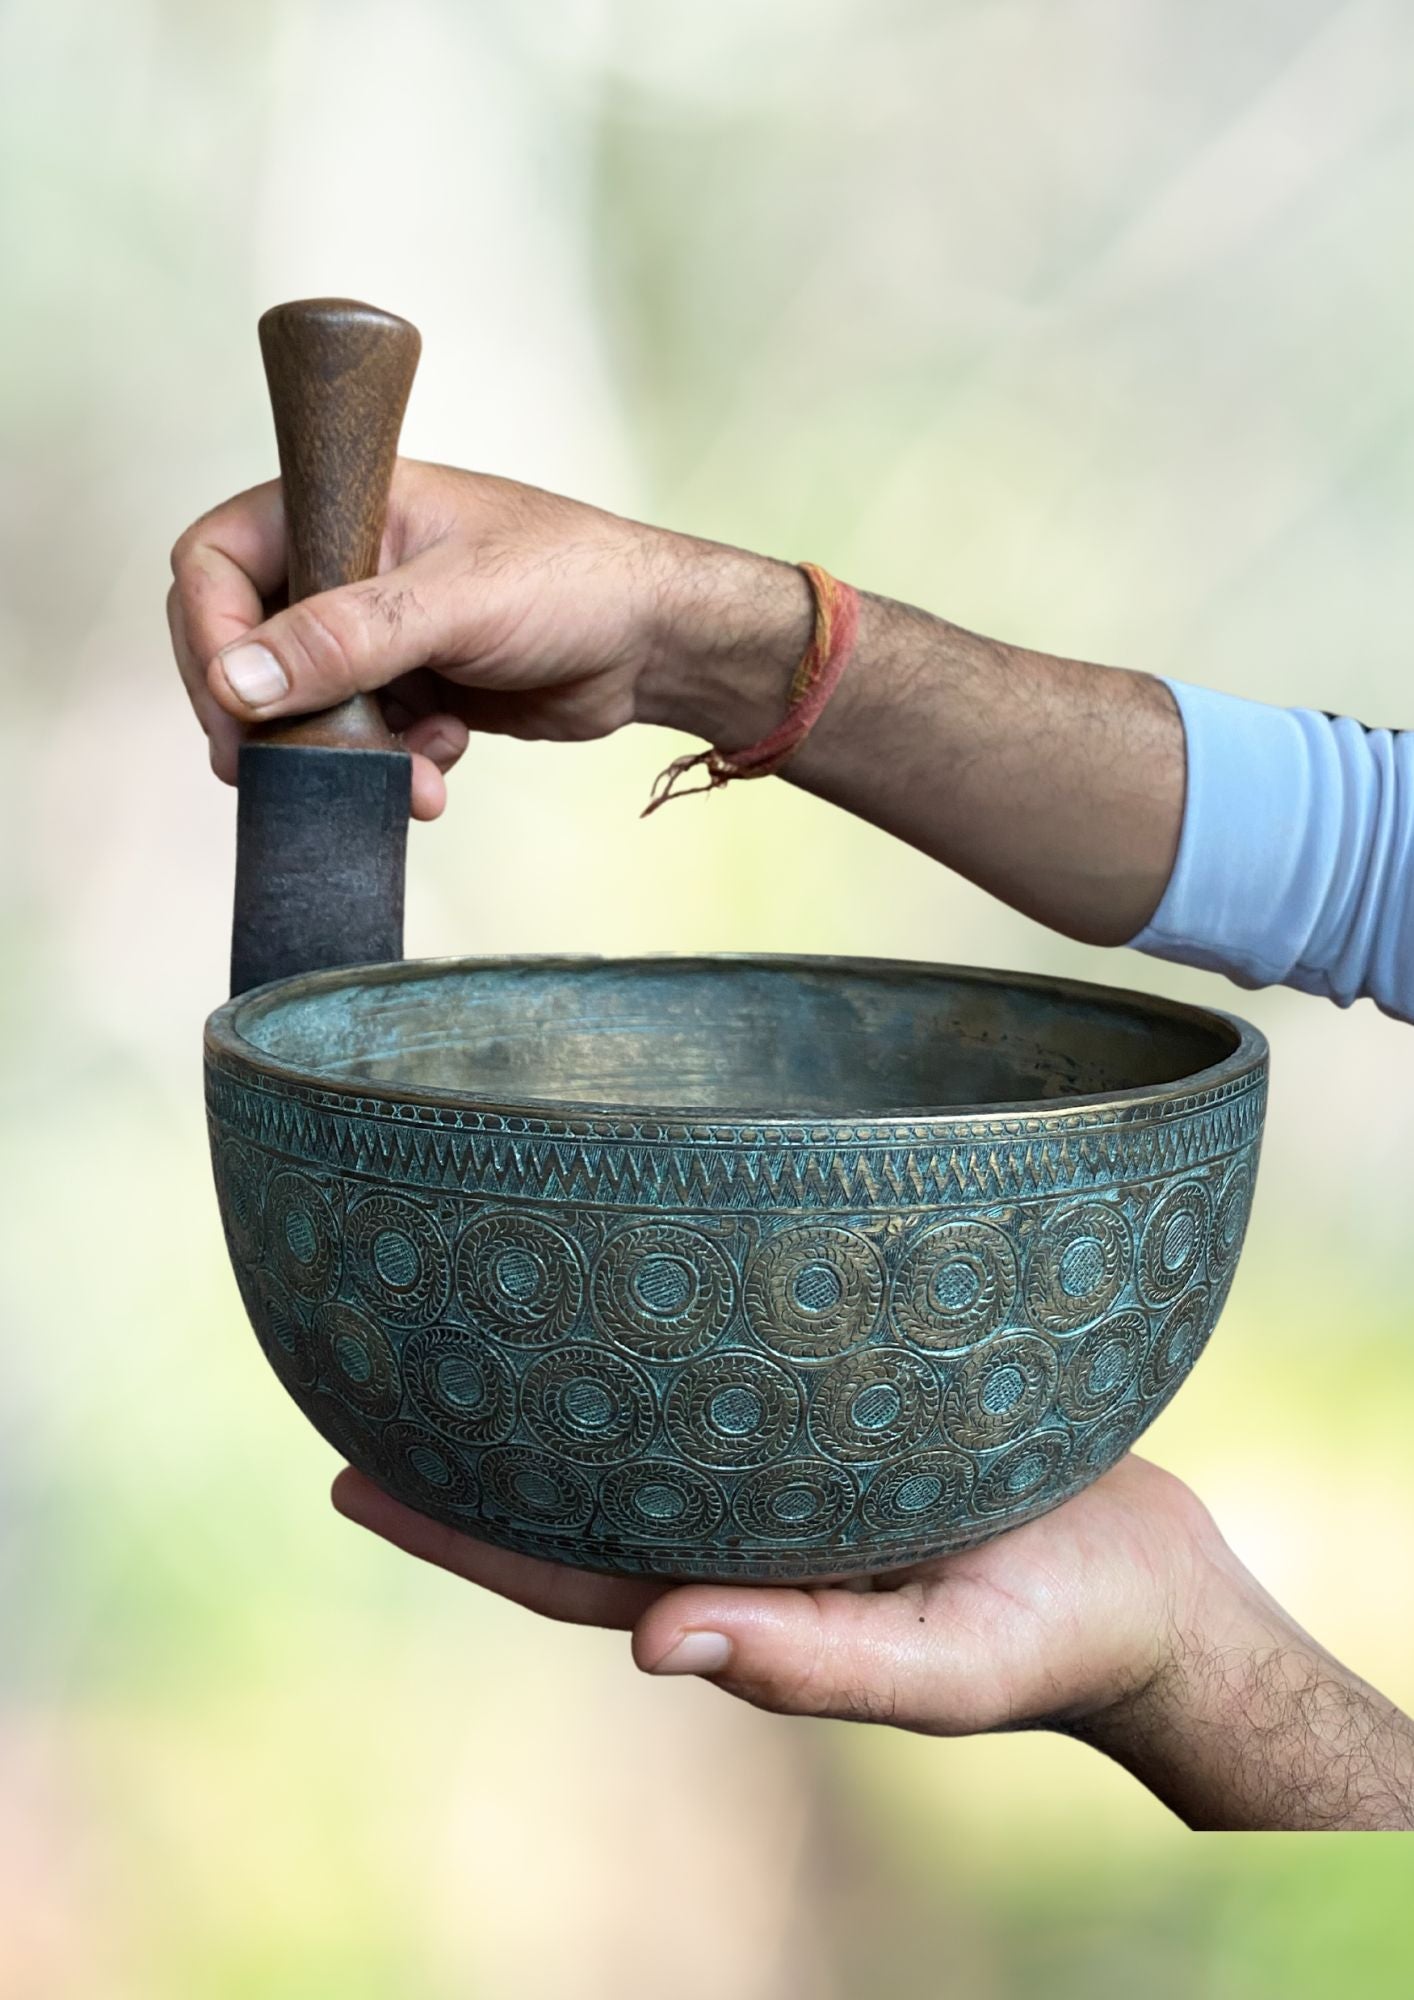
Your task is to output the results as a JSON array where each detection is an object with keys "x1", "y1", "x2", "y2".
[{"x1": 4, "y1": 0, "x2": 1414, "y2": 1991}]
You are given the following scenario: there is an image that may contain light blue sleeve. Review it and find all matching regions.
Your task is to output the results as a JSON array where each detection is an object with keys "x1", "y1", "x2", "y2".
[{"x1": 1129, "y1": 680, "x2": 1414, "y2": 1025}]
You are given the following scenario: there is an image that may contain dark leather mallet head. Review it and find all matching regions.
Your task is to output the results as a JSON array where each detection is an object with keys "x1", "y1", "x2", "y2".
[{"x1": 229, "y1": 298, "x2": 421, "y2": 998}]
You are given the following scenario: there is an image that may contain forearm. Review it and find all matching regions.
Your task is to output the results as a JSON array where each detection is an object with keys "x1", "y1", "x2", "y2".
[
  {"x1": 186, "y1": 461, "x2": 1414, "y2": 1014},
  {"x1": 1071, "y1": 1581, "x2": 1414, "y2": 1831},
  {"x1": 636, "y1": 544, "x2": 1184, "y2": 946}
]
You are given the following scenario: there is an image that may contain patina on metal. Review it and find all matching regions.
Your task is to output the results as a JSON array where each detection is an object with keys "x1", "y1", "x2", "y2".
[
  {"x1": 206, "y1": 954, "x2": 1267, "y2": 1581},
  {"x1": 230, "y1": 299, "x2": 419, "y2": 998},
  {"x1": 214, "y1": 300, "x2": 1266, "y2": 1580}
]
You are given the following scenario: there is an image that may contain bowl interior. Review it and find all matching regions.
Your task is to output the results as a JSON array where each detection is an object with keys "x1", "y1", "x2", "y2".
[{"x1": 224, "y1": 957, "x2": 1244, "y2": 1117}]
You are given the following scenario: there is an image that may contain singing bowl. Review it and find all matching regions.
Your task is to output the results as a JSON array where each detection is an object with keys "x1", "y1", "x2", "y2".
[{"x1": 205, "y1": 955, "x2": 1266, "y2": 1581}]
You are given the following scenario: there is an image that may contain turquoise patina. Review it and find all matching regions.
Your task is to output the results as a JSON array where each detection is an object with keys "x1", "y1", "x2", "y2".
[{"x1": 205, "y1": 955, "x2": 1265, "y2": 1581}]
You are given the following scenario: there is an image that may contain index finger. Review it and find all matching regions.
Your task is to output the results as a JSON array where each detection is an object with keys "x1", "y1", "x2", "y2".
[
  {"x1": 331, "y1": 1468, "x2": 670, "y2": 1630},
  {"x1": 170, "y1": 478, "x2": 287, "y2": 687}
]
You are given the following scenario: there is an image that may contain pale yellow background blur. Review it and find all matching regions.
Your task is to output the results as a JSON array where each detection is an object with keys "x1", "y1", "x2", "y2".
[{"x1": 4, "y1": 2, "x2": 1414, "y2": 1993}]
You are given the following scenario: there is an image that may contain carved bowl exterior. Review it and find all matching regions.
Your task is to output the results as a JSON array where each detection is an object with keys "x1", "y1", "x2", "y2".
[{"x1": 205, "y1": 955, "x2": 1266, "y2": 1581}]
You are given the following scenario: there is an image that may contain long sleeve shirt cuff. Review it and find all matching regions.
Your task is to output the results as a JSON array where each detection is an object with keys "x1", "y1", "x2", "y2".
[{"x1": 1128, "y1": 679, "x2": 1414, "y2": 1024}]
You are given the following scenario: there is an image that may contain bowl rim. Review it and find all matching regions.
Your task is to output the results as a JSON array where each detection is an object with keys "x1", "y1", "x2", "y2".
[{"x1": 204, "y1": 952, "x2": 1268, "y2": 1129}]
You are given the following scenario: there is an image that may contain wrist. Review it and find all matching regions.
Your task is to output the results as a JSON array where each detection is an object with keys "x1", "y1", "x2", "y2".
[
  {"x1": 1069, "y1": 1549, "x2": 1414, "y2": 1830},
  {"x1": 633, "y1": 535, "x2": 814, "y2": 748},
  {"x1": 1073, "y1": 1553, "x2": 1286, "y2": 1742}
]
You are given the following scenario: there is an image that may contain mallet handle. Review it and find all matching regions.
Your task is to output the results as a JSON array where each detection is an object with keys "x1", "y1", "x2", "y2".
[{"x1": 255, "y1": 298, "x2": 421, "y2": 751}]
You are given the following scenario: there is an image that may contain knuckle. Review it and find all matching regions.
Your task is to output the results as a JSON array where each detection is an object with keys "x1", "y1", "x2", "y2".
[
  {"x1": 280, "y1": 596, "x2": 368, "y2": 697},
  {"x1": 170, "y1": 535, "x2": 224, "y2": 615},
  {"x1": 776, "y1": 1603, "x2": 898, "y2": 1725},
  {"x1": 833, "y1": 1679, "x2": 900, "y2": 1726},
  {"x1": 170, "y1": 511, "x2": 217, "y2": 577},
  {"x1": 764, "y1": 1600, "x2": 841, "y2": 1718},
  {"x1": 351, "y1": 577, "x2": 426, "y2": 639}
]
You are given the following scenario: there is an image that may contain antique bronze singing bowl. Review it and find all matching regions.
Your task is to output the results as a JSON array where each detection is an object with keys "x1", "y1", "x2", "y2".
[{"x1": 206, "y1": 955, "x2": 1266, "y2": 1581}]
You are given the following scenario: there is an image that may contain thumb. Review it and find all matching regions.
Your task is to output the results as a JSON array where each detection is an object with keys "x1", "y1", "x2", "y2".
[
  {"x1": 207, "y1": 558, "x2": 445, "y2": 722},
  {"x1": 631, "y1": 1582, "x2": 953, "y2": 1728}
]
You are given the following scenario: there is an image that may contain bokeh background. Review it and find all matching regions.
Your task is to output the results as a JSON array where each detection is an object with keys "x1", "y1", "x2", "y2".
[{"x1": 4, "y1": 0, "x2": 1414, "y2": 1991}]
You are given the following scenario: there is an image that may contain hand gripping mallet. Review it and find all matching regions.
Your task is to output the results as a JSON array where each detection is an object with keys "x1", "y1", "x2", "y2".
[{"x1": 230, "y1": 298, "x2": 420, "y2": 998}]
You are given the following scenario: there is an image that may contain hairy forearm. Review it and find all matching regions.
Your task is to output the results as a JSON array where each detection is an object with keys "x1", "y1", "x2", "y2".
[
  {"x1": 636, "y1": 544, "x2": 1185, "y2": 945},
  {"x1": 1071, "y1": 1597, "x2": 1414, "y2": 1832}
]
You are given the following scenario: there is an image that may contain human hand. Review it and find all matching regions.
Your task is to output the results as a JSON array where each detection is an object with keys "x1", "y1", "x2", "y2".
[
  {"x1": 331, "y1": 1453, "x2": 1414, "y2": 1828},
  {"x1": 331, "y1": 1454, "x2": 1232, "y2": 1737},
  {"x1": 169, "y1": 454, "x2": 1181, "y2": 941},
  {"x1": 168, "y1": 460, "x2": 806, "y2": 822}
]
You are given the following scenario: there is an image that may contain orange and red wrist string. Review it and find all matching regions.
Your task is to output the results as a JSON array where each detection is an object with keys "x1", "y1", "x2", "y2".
[{"x1": 642, "y1": 562, "x2": 861, "y2": 816}]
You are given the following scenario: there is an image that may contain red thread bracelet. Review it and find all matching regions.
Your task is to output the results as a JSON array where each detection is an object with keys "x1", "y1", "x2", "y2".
[{"x1": 642, "y1": 562, "x2": 861, "y2": 815}]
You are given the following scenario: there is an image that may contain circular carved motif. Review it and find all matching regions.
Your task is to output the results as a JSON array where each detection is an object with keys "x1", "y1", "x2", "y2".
[
  {"x1": 733, "y1": 1459, "x2": 857, "y2": 1543},
  {"x1": 808, "y1": 1346, "x2": 941, "y2": 1464},
  {"x1": 942, "y1": 1332, "x2": 1059, "y2": 1451},
  {"x1": 592, "y1": 1225, "x2": 735, "y2": 1363},
  {"x1": 1058, "y1": 1310, "x2": 1146, "y2": 1424},
  {"x1": 480, "y1": 1445, "x2": 595, "y2": 1534},
  {"x1": 1024, "y1": 1202, "x2": 1132, "y2": 1333},
  {"x1": 404, "y1": 1325, "x2": 517, "y2": 1446},
  {"x1": 745, "y1": 1225, "x2": 884, "y2": 1361},
  {"x1": 521, "y1": 1343, "x2": 657, "y2": 1466},
  {"x1": 248, "y1": 1271, "x2": 318, "y2": 1393},
  {"x1": 665, "y1": 1350, "x2": 801, "y2": 1468},
  {"x1": 264, "y1": 1171, "x2": 340, "y2": 1302},
  {"x1": 1073, "y1": 1412, "x2": 1137, "y2": 1483},
  {"x1": 893, "y1": 1221, "x2": 1018, "y2": 1351},
  {"x1": 600, "y1": 1457, "x2": 727, "y2": 1542},
  {"x1": 1211, "y1": 1160, "x2": 1254, "y2": 1284},
  {"x1": 376, "y1": 1420, "x2": 477, "y2": 1509},
  {"x1": 456, "y1": 1213, "x2": 585, "y2": 1347},
  {"x1": 216, "y1": 1139, "x2": 266, "y2": 1264},
  {"x1": 313, "y1": 1300, "x2": 402, "y2": 1418},
  {"x1": 861, "y1": 1447, "x2": 975, "y2": 1538},
  {"x1": 302, "y1": 1391, "x2": 382, "y2": 1476},
  {"x1": 1141, "y1": 1285, "x2": 1213, "y2": 1403},
  {"x1": 972, "y1": 1429, "x2": 1072, "y2": 1517},
  {"x1": 345, "y1": 1194, "x2": 450, "y2": 1326},
  {"x1": 1138, "y1": 1181, "x2": 1210, "y2": 1306}
]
